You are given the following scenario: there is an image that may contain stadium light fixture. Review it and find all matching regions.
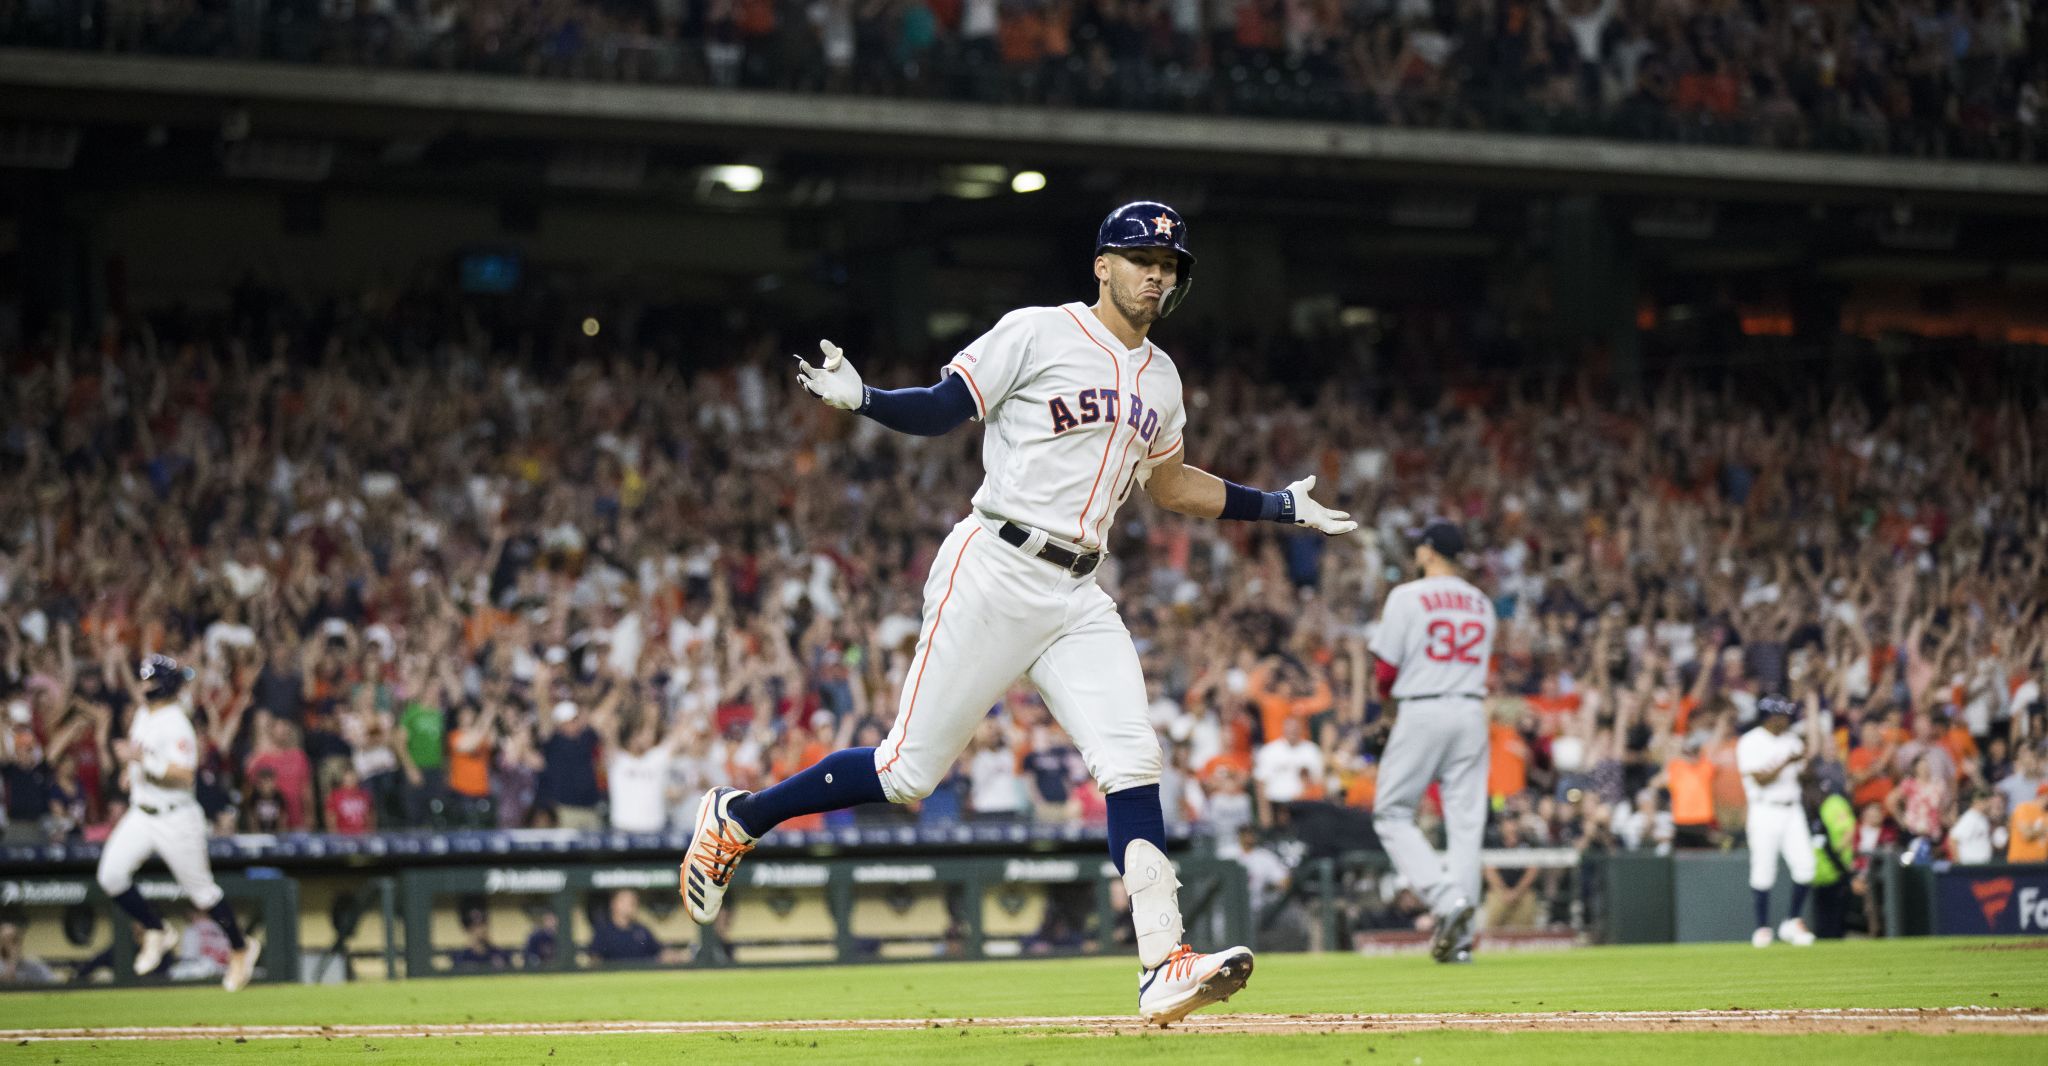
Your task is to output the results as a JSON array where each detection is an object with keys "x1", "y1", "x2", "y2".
[
  {"x1": 943, "y1": 164, "x2": 1008, "y2": 199},
  {"x1": 709, "y1": 165, "x2": 764, "y2": 193},
  {"x1": 1012, "y1": 171, "x2": 1047, "y2": 194}
]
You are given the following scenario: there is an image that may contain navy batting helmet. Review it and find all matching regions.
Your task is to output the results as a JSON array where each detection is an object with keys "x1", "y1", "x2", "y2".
[
  {"x1": 1094, "y1": 201, "x2": 1195, "y2": 318},
  {"x1": 138, "y1": 653, "x2": 192, "y2": 703}
]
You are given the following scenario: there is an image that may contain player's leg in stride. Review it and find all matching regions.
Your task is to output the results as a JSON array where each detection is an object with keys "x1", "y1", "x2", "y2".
[
  {"x1": 1029, "y1": 603, "x2": 1252, "y2": 1026},
  {"x1": 96, "y1": 844, "x2": 180, "y2": 977},
  {"x1": 1372, "y1": 714, "x2": 1473, "y2": 963},
  {"x1": 679, "y1": 516, "x2": 1039, "y2": 924},
  {"x1": 160, "y1": 813, "x2": 262, "y2": 990},
  {"x1": 1126, "y1": 837, "x2": 1255, "y2": 1025}
]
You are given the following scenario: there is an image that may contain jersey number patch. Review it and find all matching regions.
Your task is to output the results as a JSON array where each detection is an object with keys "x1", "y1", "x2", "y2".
[{"x1": 1423, "y1": 620, "x2": 1486, "y2": 664}]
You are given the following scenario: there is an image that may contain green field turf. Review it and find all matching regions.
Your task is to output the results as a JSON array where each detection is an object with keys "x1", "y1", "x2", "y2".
[{"x1": 3, "y1": 939, "x2": 2043, "y2": 1064}]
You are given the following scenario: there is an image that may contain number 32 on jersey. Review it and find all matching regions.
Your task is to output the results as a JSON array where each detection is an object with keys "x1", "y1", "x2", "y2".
[{"x1": 1424, "y1": 619, "x2": 1487, "y2": 663}]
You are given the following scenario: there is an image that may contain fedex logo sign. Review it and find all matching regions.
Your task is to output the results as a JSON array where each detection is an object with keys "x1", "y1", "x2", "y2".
[
  {"x1": 1938, "y1": 871, "x2": 2048, "y2": 935},
  {"x1": 2019, "y1": 888, "x2": 2048, "y2": 931}
]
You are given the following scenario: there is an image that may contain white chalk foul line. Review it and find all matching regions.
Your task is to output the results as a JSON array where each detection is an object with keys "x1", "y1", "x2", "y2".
[{"x1": 6, "y1": 1007, "x2": 2045, "y2": 1042}]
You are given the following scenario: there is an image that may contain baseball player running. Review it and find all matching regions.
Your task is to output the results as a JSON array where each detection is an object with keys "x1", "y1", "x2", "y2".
[
  {"x1": 96, "y1": 654, "x2": 262, "y2": 990},
  {"x1": 679, "y1": 201, "x2": 1357, "y2": 1026},
  {"x1": 1738, "y1": 693, "x2": 1817, "y2": 947},
  {"x1": 1368, "y1": 519, "x2": 1495, "y2": 964}
]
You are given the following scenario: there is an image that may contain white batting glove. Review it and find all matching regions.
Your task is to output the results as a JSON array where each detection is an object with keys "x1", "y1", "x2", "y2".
[
  {"x1": 1286, "y1": 475, "x2": 1358, "y2": 536},
  {"x1": 793, "y1": 339, "x2": 865, "y2": 411}
]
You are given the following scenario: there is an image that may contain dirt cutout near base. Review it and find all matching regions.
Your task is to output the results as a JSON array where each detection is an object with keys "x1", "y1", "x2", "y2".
[{"x1": 6, "y1": 1007, "x2": 2047, "y2": 1042}]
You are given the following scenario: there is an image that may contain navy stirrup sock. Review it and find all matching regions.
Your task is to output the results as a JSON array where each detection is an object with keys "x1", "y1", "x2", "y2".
[
  {"x1": 1788, "y1": 883, "x2": 1809, "y2": 923},
  {"x1": 1106, "y1": 784, "x2": 1167, "y2": 876},
  {"x1": 1753, "y1": 888, "x2": 1771, "y2": 930},
  {"x1": 209, "y1": 900, "x2": 248, "y2": 951},
  {"x1": 111, "y1": 887, "x2": 164, "y2": 931},
  {"x1": 728, "y1": 747, "x2": 888, "y2": 838}
]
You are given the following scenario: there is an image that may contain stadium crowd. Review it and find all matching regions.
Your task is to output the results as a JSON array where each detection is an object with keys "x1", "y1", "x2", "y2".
[
  {"x1": 2, "y1": 0, "x2": 2043, "y2": 160},
  {"x1": 0, "y1": 287, "x2": 2044, "y2": 945}
]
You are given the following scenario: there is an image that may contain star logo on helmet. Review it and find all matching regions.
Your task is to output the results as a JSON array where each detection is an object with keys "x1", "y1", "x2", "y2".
[{"x1": 1151, "y1": 214, "x2": 1176, "y2": 237}]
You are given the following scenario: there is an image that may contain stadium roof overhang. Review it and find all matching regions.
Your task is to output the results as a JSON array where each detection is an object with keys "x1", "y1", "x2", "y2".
[{"x1": 4, "y1": 48, "x2": 2046, "y2": 215}]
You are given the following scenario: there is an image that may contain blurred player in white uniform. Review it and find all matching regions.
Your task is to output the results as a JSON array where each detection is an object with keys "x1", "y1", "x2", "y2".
[
  {"x1": 1368, "y1": 520, "x2": 1495, "y2": 964},
  {"x1": 96, "y1": 654, "x2": 262, "y2": 990},
  {"x1": 1738, "y1": 693, "x2": 1816, "y2": 947},
  {"x1": 678, "y1": 202, "x2": 1357, "y2": 1025}
]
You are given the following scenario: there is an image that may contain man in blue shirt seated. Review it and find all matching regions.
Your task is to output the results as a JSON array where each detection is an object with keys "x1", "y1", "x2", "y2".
[
  {"x1": 523, "y1": 907, "x2": 558, "y2": 969},
  {"x1": 449, "y1": 907, "x2": 512, "y2": 973},
  {"x1": 587, "y1": 889, "x2": 687, "y2": 966}
]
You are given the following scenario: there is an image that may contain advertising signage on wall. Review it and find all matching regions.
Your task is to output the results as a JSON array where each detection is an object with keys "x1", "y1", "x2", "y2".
[{"x1": 1934, "y1": 867, "x2": 2048, "y2": 935}]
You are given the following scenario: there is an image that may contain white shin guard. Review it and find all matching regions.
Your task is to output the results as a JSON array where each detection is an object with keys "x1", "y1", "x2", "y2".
[{"x1": 1122, "y1": 839, "x2": 1184, "y2": 970}]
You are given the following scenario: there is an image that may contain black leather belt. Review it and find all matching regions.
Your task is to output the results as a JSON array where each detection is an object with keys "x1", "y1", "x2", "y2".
[
  {"x1": 137, "y1": 802, "x2": 186, "y2": 816},
  {"x1": 1398, "y1": 692, "x2": 1486, "y2": 702},
  {"x1": 998, "y1": 521, "x2": 1102, "y2": 576}
]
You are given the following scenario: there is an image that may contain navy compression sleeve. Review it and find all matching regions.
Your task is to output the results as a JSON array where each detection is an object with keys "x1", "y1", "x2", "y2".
[{"x1": 858, "y1": 373, "x2": 978, "y2": 437}]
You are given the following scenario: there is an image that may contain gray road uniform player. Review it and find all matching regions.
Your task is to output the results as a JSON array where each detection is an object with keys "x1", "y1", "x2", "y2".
[{"x1": 1367, "y1": 520, "x2": 1495, "y2": 962}]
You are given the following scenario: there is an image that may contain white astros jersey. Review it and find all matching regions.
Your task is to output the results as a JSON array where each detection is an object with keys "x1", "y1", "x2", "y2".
[
  {"x1": 97, "y1": 699, "x2": 226, "y2": 912},
  {"x1": 127, "y1": 701, "x2": 201, "y2": 808},
  {"x1": 867, "y1": 302, "x2": 1181, "y2": 810},
  {"x1": 1368, "y1": 575, "x2": 1497, "y2": 699},
  {"x1": 1736, "y1": 726, "x2": 1807, "y2": 806},
  {"x1": 944, "y1": 302, "x2": 1187, "y2": 552}
]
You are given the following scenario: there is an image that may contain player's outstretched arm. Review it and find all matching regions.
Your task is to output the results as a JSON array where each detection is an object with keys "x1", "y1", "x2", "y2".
[
  {"x1": 793, "y1": 340, "x2": 975, "y2": 437},
  {"x1": 1141, "y1": 450, "x2": 1358, "y2": 536}
]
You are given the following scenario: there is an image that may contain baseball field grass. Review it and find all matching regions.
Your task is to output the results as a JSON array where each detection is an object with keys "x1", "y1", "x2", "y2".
[{"x1": 4, "y1": 938, "x2": 2044, "y2": 1064}]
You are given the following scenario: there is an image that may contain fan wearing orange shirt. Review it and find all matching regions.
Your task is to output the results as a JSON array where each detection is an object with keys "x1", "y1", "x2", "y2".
[
  {"x1": 1939, "y1": 715, "x2": 1979, "y2": 785},
  {"x1": 1660, "y1": 737, "x2": 1718, "y2": 848},
  {"x1": 1487, "y1": 703, "x2": 1530, "y2": 804},
  {"x1": 446, "y1": 703, "x2": 499, "y2": 820},
  {"x1": 1844, "y1": 719, "x2": 1898, "y2": 810},
  {"x1": 2010, "y1": 790, "x2": 2048, "y2": 865},
  {"x1": 1248, "y1": 657, "x2": 1333, "y2": 749}
]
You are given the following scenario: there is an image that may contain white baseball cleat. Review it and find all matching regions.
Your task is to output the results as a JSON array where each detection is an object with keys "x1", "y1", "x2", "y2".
[
  {"x1": 134, "y1": 922, "x2": 178, "y2": 975},
  {"x1": 223, "y1": 935, "x2": 263, "y2": 992},
  {"x1": 1137, "y1": 944, "x2": 1254, "y2": 1027},
  {"x1": 679, "y1": 787, "x2": 757, "y2": 924},
  {"x1": 1777, "y1": 918, "x2": 1816, "y2": 947},
  {"x1": 1751, "y1": 926, "x2": 1774, "y2": 948}
]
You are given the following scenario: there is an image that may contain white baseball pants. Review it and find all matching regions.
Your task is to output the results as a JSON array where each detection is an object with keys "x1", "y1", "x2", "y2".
[
  {"x1": 1745, "y1": 800, "x2": 1815, "y2": 890},
  {"x1": 96, "y1": 802, "x2": 224, "y2": 910},
  {"x1": 873, "y1": 515, "x2": 1161, "y2": 803}
]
